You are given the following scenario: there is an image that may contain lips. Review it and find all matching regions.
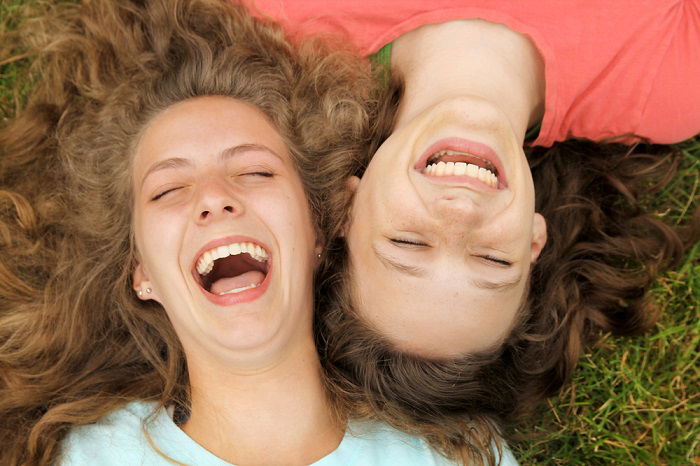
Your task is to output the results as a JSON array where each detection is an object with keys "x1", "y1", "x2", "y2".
[
  {"x1": 191, "y1": 235, "x2": 272, "y2": 306},
  {"x1": 414, "y1": 138, "x2": 508, "y2": 190}
]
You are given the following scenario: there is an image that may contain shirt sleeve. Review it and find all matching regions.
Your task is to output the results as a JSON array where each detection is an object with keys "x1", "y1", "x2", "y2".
[{"x1": 247, "y1": 0, "x2": 700, "y2": 146}]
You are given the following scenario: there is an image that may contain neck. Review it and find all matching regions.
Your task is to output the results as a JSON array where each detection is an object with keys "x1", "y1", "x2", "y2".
[
  {"x1": 391, "y1": 19, "x2": 544, "y2": 142},
  {"x1": 182, "y1": 333, "x2": 342, "y2": 465}
]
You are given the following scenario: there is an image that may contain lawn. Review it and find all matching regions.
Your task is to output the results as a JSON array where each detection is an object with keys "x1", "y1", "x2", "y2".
[
  {"x1": 2, "y1": 1, "x2": 698, "y2": 465},
  {"x1": 510, "y1": 140, "x2": 699, "y2": 465}
]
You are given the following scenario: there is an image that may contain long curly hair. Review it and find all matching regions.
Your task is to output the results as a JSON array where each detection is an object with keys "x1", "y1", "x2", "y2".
[
  {"x1": 315, "y1": 77, "x2": 698, "y2": 465},
  {"x1": 0, "y1": 1, "x2": 374, "y2": 464}
]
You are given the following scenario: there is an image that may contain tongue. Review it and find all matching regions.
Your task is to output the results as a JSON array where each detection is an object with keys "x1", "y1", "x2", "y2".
[{"x1": 210, "y1": 270, "x2": 265, "y2": 295}]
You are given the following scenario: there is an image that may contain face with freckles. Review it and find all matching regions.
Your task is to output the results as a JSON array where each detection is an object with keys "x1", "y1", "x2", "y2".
[
  {"x1": 346, "y1": 96, "x2": 547, "y2": 358},
  {"x1": 131, "y1": 96, "x2": 318, "y2": 367}
]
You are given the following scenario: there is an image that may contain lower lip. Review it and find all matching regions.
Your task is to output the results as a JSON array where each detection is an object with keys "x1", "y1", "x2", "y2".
[
  {"x1": 414, "y1": 137, "x2": 508, "y2": 188},
  {"x1": 195, "y1": 263, "x2": 272, "y2": 306}
]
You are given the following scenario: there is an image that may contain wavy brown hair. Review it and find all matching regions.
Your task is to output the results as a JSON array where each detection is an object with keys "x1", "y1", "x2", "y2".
[
  {"x1": 315, "y1": 78, "x2": 698, "y2": 465},
  {"x1": 0, "y1": 0, "x2": 375, "y2": 464}
]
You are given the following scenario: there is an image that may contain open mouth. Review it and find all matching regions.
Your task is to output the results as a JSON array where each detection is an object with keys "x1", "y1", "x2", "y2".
[
  {"x1": 415, "y1": 138, "x2": 507, "y2": 190},
  {"x1": 423, "y1": 149, "x2": 499, "y2": 188},
  {"x1": 194, "y1": 241, "x2": 269, "y2": 296}
]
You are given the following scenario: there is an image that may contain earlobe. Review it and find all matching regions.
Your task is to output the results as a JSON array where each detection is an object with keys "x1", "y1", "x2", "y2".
[
  {"x1": 530, "y1": 213, "x2": 547, "y2": 263},
  {"x1": 132, "y1": 262, "x2": 161, "y2": 303}
]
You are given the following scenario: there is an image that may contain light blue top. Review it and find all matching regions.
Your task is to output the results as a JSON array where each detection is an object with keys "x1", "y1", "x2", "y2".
[{"x1": 60, "y1": 401, "x2": 518, "y2": 465}]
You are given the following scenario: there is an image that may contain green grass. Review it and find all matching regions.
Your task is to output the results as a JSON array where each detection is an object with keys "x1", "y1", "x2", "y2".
[
  {"x1": 511, "y1": 147, "x2": 700, "y2": 465},
  {"x1": 2, "y1": 2, "x2": 699, "y2": 465},
  {"x1": 0, "y1": 0, "x2": 37, "y2": 122}
]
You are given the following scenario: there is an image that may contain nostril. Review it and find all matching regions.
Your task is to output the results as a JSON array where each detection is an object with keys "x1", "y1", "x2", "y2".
[
  {"x1": 200, "y1": 210, "x2": 210, "y2": 219},
  {"x1": 223, "y1": 205, "x2": 234, "y2": 213}
]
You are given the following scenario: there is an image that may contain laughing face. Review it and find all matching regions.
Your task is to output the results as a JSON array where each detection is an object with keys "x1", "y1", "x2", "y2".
[
  {"x1": 346, "y1": 96, "x2": 547, "y2": 358},
  {"x1": 131, "y1": 96, "x2": 319, "y2": 367}
]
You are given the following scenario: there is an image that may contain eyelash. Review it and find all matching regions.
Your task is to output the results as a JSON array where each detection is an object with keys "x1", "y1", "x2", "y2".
[
  {"x1": 482, "y1": 255, "x2": 512, "y2": 266},
  {"x1": 390, "y1": 238, "x2": 427, "y2": 247},
  {"x1": 151, "y1": 187, "x2": 181, "y2": 201},
  {"x1": 391, "y1": 238, "x2": 512, "y2": 266},
  {"x1": 150, "y1": 171, "x2": 274, "y2": 202}
]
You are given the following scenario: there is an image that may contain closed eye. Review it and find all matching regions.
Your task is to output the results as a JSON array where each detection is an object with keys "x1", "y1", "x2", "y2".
[
  {"x1": 241, "y1": 171, "x2": 274, "y2": 177},
  {"x1": 481, "y1": 255, "x2": 512, "y2": 266},
  {"x1": 390, "y1": 238, "x2": 428, "y2": 247},
  {"x1": 151, "y1": 186, "x2": 182, "y2": 201}
]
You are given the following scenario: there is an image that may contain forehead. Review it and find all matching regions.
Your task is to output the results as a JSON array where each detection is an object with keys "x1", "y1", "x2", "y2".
[
  {"x1": 133, "y1": 96, "x2": 288, "y2": 169},
  {"x1": 347, "y1": 242, "x2": 527, "y2": 358}
]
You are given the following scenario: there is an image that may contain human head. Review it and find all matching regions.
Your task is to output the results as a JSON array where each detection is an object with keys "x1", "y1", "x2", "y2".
[
  {"x1": 336, "y1": 17, "x2": 548, "y2": 359},
  {"x1": 315, "y1": 78, "x2": 686, "y2": 464},
  {"x1": 130, "y1": 95, "x2": 320, "y2": 369},
  {"x1": 48, "y1": 0, "x2": 371, "y2": 368},
  {"x1": 0, "y1": 0, "x2": 372, "y2": 462},
  {"x1": 344, "y1": 95, "x2": 547, "y2": 358}
]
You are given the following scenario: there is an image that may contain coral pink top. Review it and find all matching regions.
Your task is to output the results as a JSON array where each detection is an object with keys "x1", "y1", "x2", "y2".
[{"x1": 247, "y1": 0, "x2": 700, "y2": 146}]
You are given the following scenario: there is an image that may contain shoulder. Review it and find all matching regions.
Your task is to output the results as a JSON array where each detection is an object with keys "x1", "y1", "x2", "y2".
[
  {"x1": 59, "y1": 401, "x2": 163, "y2": 465},
  {"x1": 316, "y1": 420, "x2": 520, "y2": 466},
  {"x1": 60, "y1": 401, "x2": 234, "y2": 465}
]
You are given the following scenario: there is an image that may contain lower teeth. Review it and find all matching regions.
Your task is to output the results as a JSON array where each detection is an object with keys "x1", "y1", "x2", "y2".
[{"x1": 217, "y1": 282, "x2": 260, "y2": 295}]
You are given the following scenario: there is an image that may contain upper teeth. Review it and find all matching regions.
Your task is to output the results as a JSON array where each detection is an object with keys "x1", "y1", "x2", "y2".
[
  {"x1": 196, "y1": 242, "x2": 268, "y2": 276},
  {"x1": 424, "y1": 161, "x2": 498, "y2": 187}
]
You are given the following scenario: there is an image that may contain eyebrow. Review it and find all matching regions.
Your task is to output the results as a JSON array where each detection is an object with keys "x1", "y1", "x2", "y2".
[
  {"x1": 373, "y1": 244, "x2": 522, "y2": 291},
  {"x1": 372, "y1": 244, "x2": 427, "y2": 278},
  {"x1": 471, "y1": 275, "x2": 522, "y2": 292},
  {"x1": 139, "y1": 143, "x2": 284, "y2": 189}
]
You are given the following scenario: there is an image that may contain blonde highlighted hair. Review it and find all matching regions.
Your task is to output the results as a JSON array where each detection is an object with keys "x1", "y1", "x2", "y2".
[{"x1": 0, "y1": 0, "x2": 374, "y2": 463}]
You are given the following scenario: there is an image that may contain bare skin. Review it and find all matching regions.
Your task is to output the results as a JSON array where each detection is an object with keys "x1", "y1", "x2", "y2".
[
  {"x1": 132, "y1": 97, "x2": 341, "y2": 464},
  {"x1": 346, "y1": 20, "x2": 547, "y2": 358},
  {"x1": 392, "y1": 19, "x2": 544, "y2": 136},
  {"x1": 183, "y1": 339, "x2": 338, "y2": 465}
]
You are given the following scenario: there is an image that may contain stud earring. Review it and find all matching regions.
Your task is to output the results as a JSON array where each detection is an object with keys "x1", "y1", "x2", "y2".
[
  {"x1": 138, "y1": 290, "x2": 144, "y2": 297},
  {"x1": 316, "y1": 252, "x2": 322, "y2": 259},
  {"x1": 145, "y1": 287, "x2": 152, "y2": 294}
]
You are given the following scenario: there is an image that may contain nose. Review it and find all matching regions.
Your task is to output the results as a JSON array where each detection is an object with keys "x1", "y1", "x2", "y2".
[
  {"x1": 428, "y1": 197, "x2": 487, "y2": 252},
  {"x1": 193, "y1": 177, "x2": 243, "y2": 225},
  {"x1": 431, "y1": 196, "x2": 484, "y2": 231}
]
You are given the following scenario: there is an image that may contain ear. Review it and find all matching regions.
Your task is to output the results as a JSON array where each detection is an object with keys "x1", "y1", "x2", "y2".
[
  {"x1": 339, "y1": 176, "x2": 361, "y2": 238},
  {"x1": 530, "y1": 212, "x2": 547, "y2": 263},
  {"x1": 346, "y1": 175, "x2": 360, "y2": 194},
  {"x1": 132, "y1": 261, "x2": 162, "y2": 303},
  {"x1": 313, "y1": 242, "x2": 323, "y2": 261}
]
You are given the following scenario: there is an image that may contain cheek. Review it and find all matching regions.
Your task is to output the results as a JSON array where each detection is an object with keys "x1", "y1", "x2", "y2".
[
  {"x1": 133, "y1": 204, "x2": 187, "y2": 270},
  {"x1": 346, "y1": 212, "x2": 373, "y2": 262},
  {"x1": 139, "y1": 208, "x2": 178, "y2": 243},
  {"x1": 132, "y1": 205, "x2": 151, "y2": 256},
  {"x1": 351, "y1": 181, "x2": 416, "y2": 239},
  {"x1": 254, "y1": 190, "x2": 316, "y2": 246}
]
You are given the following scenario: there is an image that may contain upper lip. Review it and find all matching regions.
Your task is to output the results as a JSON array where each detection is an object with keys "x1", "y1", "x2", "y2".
[
  {"x1": 191, "y1": 234, "x2": 271, "y2": 280},
  {"x1": 414, "y1": 137, "x2": 508, "y2": 189}
]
